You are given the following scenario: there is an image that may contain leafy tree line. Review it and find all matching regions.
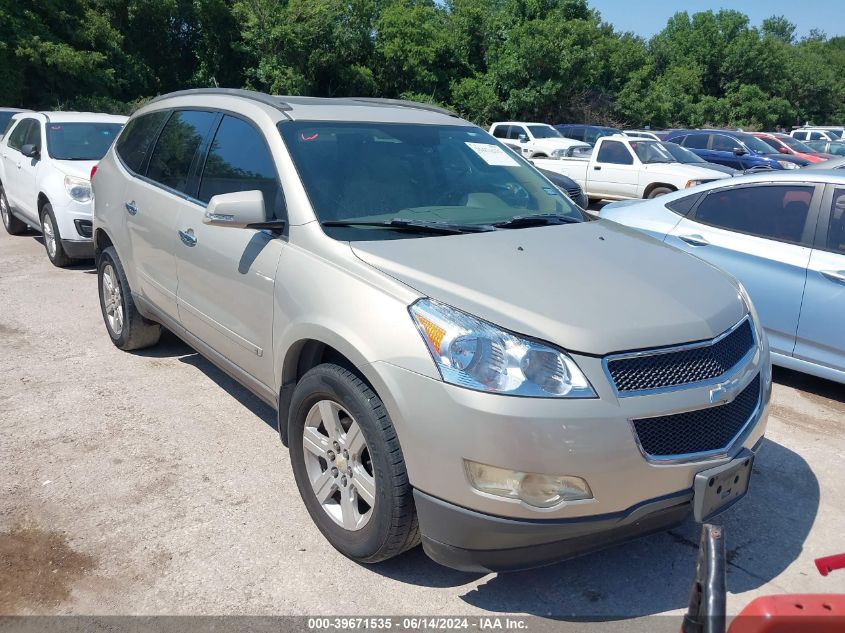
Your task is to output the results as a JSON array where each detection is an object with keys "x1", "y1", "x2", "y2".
[{"x1": 1, "y1": 0, "x2": 844, "y2": 130}]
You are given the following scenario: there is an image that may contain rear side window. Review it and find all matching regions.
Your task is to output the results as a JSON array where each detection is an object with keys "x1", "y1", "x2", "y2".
[
  {"x1": 146, "y1": 110, "x2": 216, "y2": 194},
  {"x1": 198, "y1": 115, "x2": 283, "y2": 219},
  {"x1": 683, "y1": 134, "x2": 709, "y2": 149},
  {"x1": 116, "y1": 111, "x2": 169, "y2": 173},
  {"x1": 693, "y1": 185, "x2": 816, "y2": 246},
  {"x1": 561, "y1": 126, "x2": 584, "y2": 141},
  {"x1": 6, "y1": 119, "x2": 33, "y2": 151},
  {"x1": 666, "y1": 193, "x2": 700, "y2": 216},
  {"x1": 596, "y1": 140, "x2": 634, "y2": 165},
  {"x1": 827, "y1": 189, "x2": 845, "y2": 255},
  {"x1": 792, "y1": 131, "x2": 807, "y2": 140}
]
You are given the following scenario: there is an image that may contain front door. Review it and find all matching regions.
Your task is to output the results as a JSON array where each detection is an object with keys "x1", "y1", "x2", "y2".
[
  {"x1": 591, "y1": 139, "x2": 639, "y2": 198},
  {"x1": 175, "y1": 114, "x2": 285, "y2": 388}
]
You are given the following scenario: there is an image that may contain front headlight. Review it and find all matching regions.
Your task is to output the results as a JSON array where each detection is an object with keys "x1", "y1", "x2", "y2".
[
  {"x1": 685, "y1": 179, "x2": 705, "y2": 188},
  {"x1": 64, "y1": 175, "x2": 92, "y2": 202},
  {"x1": 409, "y1": 298, "x2": 596, "y2": 398},
  {"x1": 777, "y1": 160, "x2": 799, "y2": 170},
  {"x1": 550, "y1": 148, "x2": 569, "y2": 159}
]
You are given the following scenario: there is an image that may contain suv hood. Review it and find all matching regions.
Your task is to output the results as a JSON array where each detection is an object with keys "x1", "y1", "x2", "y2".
[
  {"x1": 351, "y1": 220, "x2": 746, "y2": 356},
  {"x1": 54, "y1": 159, "x2": 97, "y2": 181}
]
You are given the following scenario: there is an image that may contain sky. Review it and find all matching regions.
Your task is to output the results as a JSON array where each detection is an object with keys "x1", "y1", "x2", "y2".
[{"x1": 590, "y1": 0, "x2": 845, "y2": 39}]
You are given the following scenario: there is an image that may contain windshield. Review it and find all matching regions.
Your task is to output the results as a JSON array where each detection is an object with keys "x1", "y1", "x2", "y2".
[
  {"x1": 0, "y1": 112, "x2": 16, "y2": 137},
  {"x1": 662, "y1": 142, "x2": 704, "y2": 163},
  {"x1": 776, "y1": 135, "x2": 814, "y2": 153},
  {"x1": 527, "y1": 125, "x2": 562, "y2": 139},
  {"x1": 278, "y1": 122, "x2": 582, "y2": 239},
  {"x1": 46, "y1": 122, "x2": 124, "y2": 160},
  {"x1": 738, "y1": 133, "x2": 781, "y2": 154},
  {"x1": 630, "y1": 140, "x2": 675, "y2": 163}
]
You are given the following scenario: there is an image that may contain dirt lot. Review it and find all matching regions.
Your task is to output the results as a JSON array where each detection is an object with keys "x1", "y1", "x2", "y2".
[{"x1": 1, "y1": 227, "x2": 844, "y2": 620}]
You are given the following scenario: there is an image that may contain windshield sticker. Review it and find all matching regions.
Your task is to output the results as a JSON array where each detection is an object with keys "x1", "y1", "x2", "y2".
[
  {"x1": 542, "y1": 186, "x2": 557, "y2": 196},
  {"x1": 465, "y1": 142, "x2": 519, "y2": 166}
]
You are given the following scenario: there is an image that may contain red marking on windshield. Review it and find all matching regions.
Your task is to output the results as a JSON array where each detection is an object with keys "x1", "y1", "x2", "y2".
[{"x1": 301, "y1": 132, "x2": 319, "y2": 141}]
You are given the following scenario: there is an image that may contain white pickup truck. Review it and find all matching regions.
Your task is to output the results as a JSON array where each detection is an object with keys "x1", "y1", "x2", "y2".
[
  {"x1": 489, "y1": 121, "x2": 591, "y2": 159},
  {"x1": 533, "y1": 135, "x2": 730, "y2": 202}
]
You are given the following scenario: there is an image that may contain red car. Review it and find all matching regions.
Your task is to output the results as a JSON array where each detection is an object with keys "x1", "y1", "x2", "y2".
[{"x1": 753, "y1": 132, "x2": 833, "y2": 164}]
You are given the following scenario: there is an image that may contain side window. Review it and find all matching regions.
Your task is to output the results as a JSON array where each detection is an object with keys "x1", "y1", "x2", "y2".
[
  {"x1": 146, "y1": 110, "x2": 216, "y2": 194},
  {"x1": 491, "y1": 125, "x2": 508, "y2": 139},
  {"x1": 508, "y1": 126, "x2": 526, "y2": 140},
  {"x1": 596, "y1": 140, "x2": 634, "y2": 165},
  {"x1": 683, "y1": 133, "x2": 709, "y2": 149},
  {"x1": 585, "y1": 128, "x2": 602, "y2": 145},
  {"x1": 711, "y1": 134, "x2": 739, "y2": 152},
  {"x1": 24, "y1": 121, "x2": 41, "y2": 149},
  {"x1": 666, "y1": 193, "x2": 700, "y2": 216},
  {"x1": 116, "y1": 111, "x2": 169, "y2": 173},
  {"x1": 198, "y1": 115, "x2": 284, "y2": 220},
  {"x1": 792, "y1": 131, "x2": 805, "y2": 141},
  {"x1": 693, "y1": 185, "x2": 816, "y2": 245},
  {"x1": 562, "y1": 126, "x2": 583, "y2": 141},
  {"x1": 826, "y1": 189, "x2": 845, "y2": 255},
  {"x1": 810, "y1": 132, "x2": 824, "y2": 141},
  {"x1": 6, "y1": 119, "x2": 32, "y2": 151}
]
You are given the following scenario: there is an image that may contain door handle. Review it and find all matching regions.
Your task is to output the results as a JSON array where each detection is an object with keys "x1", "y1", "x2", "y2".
[
  {"x1": 820, "y1": 270, "x2": 845, "y2": 285},
  {"x1": 125, "y1": 200, "x2": 138, "y2": 215},
  {"x1": 678, "y1": 234, "x2": 710, "y2": 247},
  {"x1": 16, "y1": 162, "x2": 21, "y2": 170},
  {"x1": 594, "y1": 165, "x2": 602, "y2": 170},
  {"x1": 178, "y1": 229, "x2": 197, "y2": 247}
]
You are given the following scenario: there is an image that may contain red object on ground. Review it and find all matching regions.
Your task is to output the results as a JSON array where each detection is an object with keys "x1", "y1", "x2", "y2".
[
  {"x1": 728, "y1": 595, "x2": 845, "y2": 633},
  {"x1": 816, "y1": 553, "x2": 845, "y2": 577},
  {"x1": 753, "y1": 132, "x2": 829, "y2": 163}
]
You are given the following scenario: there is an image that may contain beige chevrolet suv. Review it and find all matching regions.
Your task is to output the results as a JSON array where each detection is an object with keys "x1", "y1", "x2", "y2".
[{"x1": 92, "y1": 89, "x2": 771, "y2": 572}]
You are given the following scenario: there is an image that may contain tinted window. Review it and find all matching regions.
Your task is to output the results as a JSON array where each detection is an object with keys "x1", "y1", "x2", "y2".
[
  {"x1": 116, "y1": 111, "x2": 169, "y2": 173},
  {"x1": 508, "y1": 126, "x2": 526, "y2": 140},
  {"x1": 666, "y1": 193, "x2": 700, "y2": 216},
  {"x1": 793, "y1": 131, "x2": 807, "y2": 140},
  {"x1": 585, "y1": 127, "x2": 604, "y2": 144},
  {"x1": 146, "y1": 110, "x2": 216, "y2": 194},
  {"x1": 198, "y1": 116, "x2": 282, "y2": 219},
  {"x1": 46, "y1": 122, "x2": 122, "y2": 160},
  {"x1": 829, "y1": 144, "x2": 845, "y2": 157},
  {"x1": 694, "y1": 185, "x2": 815, "y2": 245},
  {"x1": 24, "y1": 121, "x2": 41, "y2": 149},
  {"x1": 561, "y1": 126, "x2": 584, "y2": 141},
  {"x1": 596, "y1": 140, "x2": 634, "y2": 165},
  {"x1": 827, "y1": 189, "x2": 845, "y2": 255},
  {"x1": 0, "y1": 112, "x2": 16, "y2": 137},
  {"x1": 491, "y1": 125, "x2": 508, "y2": 139},
  {"x1": 810, "y1": 132, "x2": 824, "y2": 140},
  {"x1": 711, "y1": 134, "x2": 739, "y2": 152},
  {"x1": 683, "y1": 133, "x2": 709, "y2": 149},
  {"x1": 6, "y1": 119, "x2": 32, "y2": 151},
  {"x1": 828, "y1": 130, "x2": 843, "y2": 139}
]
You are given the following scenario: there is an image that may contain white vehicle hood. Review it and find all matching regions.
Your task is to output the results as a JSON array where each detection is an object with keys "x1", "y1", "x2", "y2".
[
  {"x1": 53, "y1": 160, "x2": 98, "y2": 181},
  {"x1": 642, "y1": 162, "x2": 729, "y2": 182},
  {"x1": 532, "y1": 138, "x2": 588, "y2": 151}
]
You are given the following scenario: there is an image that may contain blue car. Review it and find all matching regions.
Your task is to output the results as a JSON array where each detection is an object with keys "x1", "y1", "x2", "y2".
[
  {"x1": 662, "y1": 130, "x2": 809, "y2": 170},
  {"x1": 555, "y1": 124, "x2": 622, "y2": 147}
]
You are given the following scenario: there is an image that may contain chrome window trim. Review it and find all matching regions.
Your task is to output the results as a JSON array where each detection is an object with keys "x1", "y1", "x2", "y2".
[
  {"x1": 602, "y1": 315, "x2": 757, "y2": 398},
  {"x1": 628, "y1": 372, "x2": 763, "y2": 465}
]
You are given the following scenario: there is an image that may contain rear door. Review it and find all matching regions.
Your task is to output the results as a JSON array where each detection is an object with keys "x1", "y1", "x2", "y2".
[
  {"x1": 590, "y1": 139, "x2": 639, "y2": 198},
  {"x1": 119, "y1": 109, "x2": 217, "y2": 321},
  {"x1": 665, "y1": 182, "x2": 822, "y2": 357},
  {"x1": 794, "y1": 186, "x2": 845, "y2": 372},
  {"x1": 175, "y1": 114, "x2": 285, "y2": 388}
]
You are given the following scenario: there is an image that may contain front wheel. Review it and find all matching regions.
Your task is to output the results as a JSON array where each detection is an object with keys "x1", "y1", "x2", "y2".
[
  {"x1": 41, "y1": 204, "x2": 72, "y2": 267},
  {"x1": 647, "y1": 186, "x2": 674, "y2": 199},
  {"x1": 289, "y1": 364, "x2": 419, "y2": 563}
]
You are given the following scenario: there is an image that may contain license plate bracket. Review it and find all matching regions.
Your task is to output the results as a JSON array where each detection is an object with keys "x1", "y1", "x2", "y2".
[{"x1": 693, "y1": 451, "x2": 754, "y2": 522}]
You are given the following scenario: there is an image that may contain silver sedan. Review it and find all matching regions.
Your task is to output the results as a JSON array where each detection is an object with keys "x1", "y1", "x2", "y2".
[{"x1": 600, "y1": 171, "x2": 845, "y2": 385}]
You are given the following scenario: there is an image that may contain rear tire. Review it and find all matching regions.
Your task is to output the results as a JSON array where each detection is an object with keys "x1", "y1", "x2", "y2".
[
  {"x1": 1, "y1": 182, "x2": 27, "y2": 235},
  {"x1": 289, "y1": 363, "x2": 419, "y2": 564},
  {"x1": 40, "y1": 204, "x2": 72, "y2": 267},
  {"x1": 647, "y1": 186, "x2": 674, "y2": 199},
  {"x1": 97, "y1": 246, "x2": 161, "y2": 350}
]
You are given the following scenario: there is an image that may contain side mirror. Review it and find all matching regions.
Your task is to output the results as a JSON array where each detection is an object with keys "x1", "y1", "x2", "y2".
[
  {"x1": 732, "y1": 147, "x2": 747, "y2": 156},
  {"x1": 21, "y1": 144, "x2": 39, "y2": 158},
  {"x1": 518, "y1": 134, "x2": 528, "y2": 143},
  {"x1": 204, "y1": 190, "x2": 272, "y2": 229}
]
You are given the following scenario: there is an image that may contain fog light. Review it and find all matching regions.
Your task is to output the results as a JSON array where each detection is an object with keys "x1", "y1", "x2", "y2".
[{"x1": 464, "y1": 460, "x2": 592, "y2": 508}]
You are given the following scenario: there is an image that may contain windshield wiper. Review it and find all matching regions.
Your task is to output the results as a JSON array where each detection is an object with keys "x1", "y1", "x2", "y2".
[
  {"x1": 321, "y1": 218, "x2": 496, "y2": 234},
  {"x1": 493, "y1": 213, "x2": 581, "y2": 229}
]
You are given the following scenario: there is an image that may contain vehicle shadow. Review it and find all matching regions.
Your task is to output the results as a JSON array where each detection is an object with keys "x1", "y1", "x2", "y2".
[
  {"x1": 133, "y1": 329, "x2": 278, "y2": 433},
  {"x1": 773, "y1": 366, "x2": 845, "y2": 405},
  {"x1": 374, "y1": 438, "x2": 818, "y2": 620},
  {"x1": 31, "y1": 234, "x2": 96, "y2": 273}
]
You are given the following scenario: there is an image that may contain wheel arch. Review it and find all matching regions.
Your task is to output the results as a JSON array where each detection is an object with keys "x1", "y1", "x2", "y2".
[
  {"x1": 37, "y1": 192, "x2": 50, "y2": 215},
  {"x1": 643, "y1": 182, "x2": 677, "y2": 198}
]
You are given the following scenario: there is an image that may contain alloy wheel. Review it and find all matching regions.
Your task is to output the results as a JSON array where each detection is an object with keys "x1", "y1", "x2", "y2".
[
  {"x1": 302, "y1": 399, "x2": 376, "y2": 531},
  {"x1": 42, "y1": 215, "x2": 57, "y2": 259},
  {"x1": 101, "y1": 264, "x2": 124, "y2": 336},
  {"x1": 0, "y1": 187, "x2": 9, "y2": 228}
]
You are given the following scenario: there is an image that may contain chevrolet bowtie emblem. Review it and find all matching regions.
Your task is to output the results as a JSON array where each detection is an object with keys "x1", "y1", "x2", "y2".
[{"x1": 710, "y1": 378, "x2": 741, "y2": 404}]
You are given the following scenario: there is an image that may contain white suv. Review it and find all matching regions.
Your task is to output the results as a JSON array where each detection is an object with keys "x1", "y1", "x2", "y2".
[
  {"x1": 489, "y1": 121, "x2": 591, "y2": 159},
  {"x1": 0, "y1": 111, "x2": 127, "y2": 266},
  {"x1": 790, "y1": 127, "x2": 844, "y2": 142}
]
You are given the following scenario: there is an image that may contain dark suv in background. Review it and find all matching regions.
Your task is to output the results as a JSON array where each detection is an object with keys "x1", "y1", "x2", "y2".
[
  {"x1": 663, "y1": 130, "x2": 809, "y2": 170},
  {"x1": 555, "y1": 124, "x2": 623, "y2": 147}
]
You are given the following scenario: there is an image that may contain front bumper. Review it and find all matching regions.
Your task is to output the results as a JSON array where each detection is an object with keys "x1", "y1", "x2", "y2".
[{"x1": 60, "y1": 238, "x2": 94, "y2": 260}]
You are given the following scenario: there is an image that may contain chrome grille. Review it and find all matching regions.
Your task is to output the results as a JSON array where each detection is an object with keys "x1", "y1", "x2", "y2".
[
  {"x1": 632, "y1": 375, "x2": 761, "y2": 459},
  {"x1": 606, "y1": 319, "x2": 754, "y2": 394}
]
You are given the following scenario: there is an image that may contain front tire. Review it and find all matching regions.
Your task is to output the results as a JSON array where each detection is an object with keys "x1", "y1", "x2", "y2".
[
  {"x1": 40, "y1": 204, "x2": 72, "y2": 267},
  {"x1": 647, "y1": 186, "x2": 674, "y2": 199},
  {"x1": 289, "y1": 364, "x2": 419, "y2": 564},
  {"x1": 0, "y1": 182, "x2": 26, "y2": 235},
  {"x1": 97, "y1": 246, "x2": 161, "y2": 350}
]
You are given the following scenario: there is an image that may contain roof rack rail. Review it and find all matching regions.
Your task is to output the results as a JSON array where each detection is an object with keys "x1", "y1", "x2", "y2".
[
  {"x1": 349, "y1": 97, "x2": 458, "y2": 117},
  {"x1": 148, "y1": 88, "x2": 293, "y2": 112}
]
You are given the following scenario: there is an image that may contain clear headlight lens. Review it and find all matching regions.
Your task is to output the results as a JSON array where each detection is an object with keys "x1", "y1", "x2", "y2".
[
  {"x1": 409, "y1": 298, "x2": 595, "y2": 398},
  {"x1": 64, "y1": 175, "x2": 92, "y2": 202},
  {"x1": 465, "y1": 460, "x2": 593, "y2": 507},
  {"x1": 777, "y1": 160, "x2": 799, "y2": 169},
  {"x1": 550, "y1": 148, "x2": 569, "y2": 159},
  {"x1": 685, "y1": 179, "x2": 704, "y2": 188}
]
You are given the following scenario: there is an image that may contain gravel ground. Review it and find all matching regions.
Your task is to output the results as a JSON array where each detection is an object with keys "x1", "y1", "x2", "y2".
[{"x1": 1, "y1": 226, "x2": 844, "y2": 621}]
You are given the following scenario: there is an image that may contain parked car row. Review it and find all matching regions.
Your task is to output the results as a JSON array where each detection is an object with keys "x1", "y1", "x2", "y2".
[{"x1": 1, "y1": 91, "x2": 776, "y2": 574}]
